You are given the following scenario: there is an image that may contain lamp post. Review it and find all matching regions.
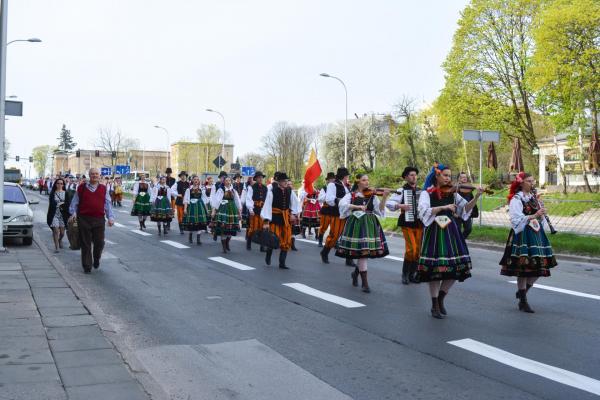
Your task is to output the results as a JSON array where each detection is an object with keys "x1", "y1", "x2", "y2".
[
  {"x1": 7, "y1": 37, "x2": 41, "y2": 46},
  {"x1": 154, "y1": 125, "x2": 170, "y2": 168},
  {"x1": 320, "y1": 73, "x2": 348, "y2": 167},
  {"x1": 206, "y1": 108, "x2": 226, "y2": 168}
]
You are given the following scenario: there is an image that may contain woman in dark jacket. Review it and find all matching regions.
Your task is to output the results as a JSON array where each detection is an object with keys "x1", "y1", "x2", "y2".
[{"x1": 46, "y1": 178, "x2": 71, "y2": 253}]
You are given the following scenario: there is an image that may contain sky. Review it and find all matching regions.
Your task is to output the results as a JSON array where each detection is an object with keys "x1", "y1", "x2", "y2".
[{"x1": 5, "y1": 0, "x2": 469, "y2": 170}]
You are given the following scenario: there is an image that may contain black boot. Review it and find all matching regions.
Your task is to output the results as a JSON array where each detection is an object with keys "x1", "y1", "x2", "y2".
[
  {"x1": 431, "y1": 297, "x2": 444, "y2": 319},
  {"x1": 360, "y1": 271, "x2": 370, "y2": 293},
  {"x1": 139, "y1": 221, "x2": 144, "y2": 231},
  {"x1": 345, "y1": 258, "x2": 357, "y2": 267},
  {"x1": 515, "y1": 284, "x2": 534, "y2": 299},
  {"x1": 221, "y1": 239, "x2": 227, "y2": 253},
  {"x1": 302, "y1": 228, "x2": 306, "y2": 239},
  {"x1": 179, "y1": 223, "x2": 184, "y2": 234},
  {"x1": 260, "y1": 246, "x2": 265, "y2": 252},
  {"x1": 517, "y1": 289, "x2": 535, "y2": 313},
  {"x1": 265, "y1": 249, "x2": 273, "y2": 266},
  {"x1": 318, "y1": 234, "x2": 323, "y2": 247},
  {"x1": 157, "y1": 224, "x2": 162, "y2": 236},
  {"x1": 291, "y1": 237, "x2": 298, "y2": 251},
  {"x1": 196, "y1": 234, "x2": 202, "y2": 245},
  {"x1": 438, "y1": 290, "x2": 448, "y2": 315},
  {"x1": 225, "y1": 237, "x2": 231, "y2": 251},
  {"x1": 320, "y1": 247, "x2": 330, "y2": 264},
  {"x1": 188, "y1": 232, "x2": 193, "y2": 244},
  {"x1": 279, "y1": 251, "x2": 289, "y2": 269},
  {"x1": 351, "y1": 267, "x2": 359, "y2": 287},
  {"x1": 246, "y1": 237, "x2": 251, "y2": 250},
  {"x1": 408, "y1": 262, "x2": 420, "y2": 283},
  {"x1": 401, "y1": 261, "x2": 409, "y2": 285},
  {"x1": 163, "y1": 223, "x2": 168, "y2": 235},
  {"x1": 141, "y1": 219, "x2": 146, "y2": 229}
]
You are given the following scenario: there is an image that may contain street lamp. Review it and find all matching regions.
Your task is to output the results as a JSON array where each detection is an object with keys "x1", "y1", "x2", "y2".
[
  {"x1": 7, "y1": 38, "x2": 42, "y2": 46},
  {"x1": 206, "y1": 108, "x2": 226, "y2": 168},
  {"x1": 154, "y1": 125, "x2": 170, "y2": 168},
  {"x1": 320, "y1": 72, "x2": 348, "y2": 167}
]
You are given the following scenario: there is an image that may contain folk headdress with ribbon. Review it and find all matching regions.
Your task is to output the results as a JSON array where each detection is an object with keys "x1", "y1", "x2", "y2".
[{"x1": 507, "y1": 171, "x2": 527, "y2": 202}]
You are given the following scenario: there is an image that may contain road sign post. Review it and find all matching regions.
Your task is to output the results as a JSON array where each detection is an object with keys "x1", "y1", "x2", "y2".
[
  {"x1": 0, "y1": 1, "x2": 8, "y2": 251},
  {"x1": 462, "y1": 130, "x2": 500, "y2": 227},
  {"x1": 213, "y1": 156, "x2": 226, "y2": 169},
  {"x1": 241, "y1": 166, "x2": 256, "y2": 177}
]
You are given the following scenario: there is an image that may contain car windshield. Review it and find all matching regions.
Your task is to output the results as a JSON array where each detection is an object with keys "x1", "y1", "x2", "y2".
[{"x1": 4, "y1": 185, "x2": 26, "y2": 204}]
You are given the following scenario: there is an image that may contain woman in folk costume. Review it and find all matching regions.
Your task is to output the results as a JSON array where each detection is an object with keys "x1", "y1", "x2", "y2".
[
  {"x1": 182, "y1": 175, "x2": 210, "y2": 245},
  {"x1": 131, "y1": 174, "x2": 152, "y2": 230},
  {"x1": 240, "y1": 176, "x2": 253, "y2": 229},
  {"x1": 113, "y1": 177, "x2": 123, "y2": 207},
  {"x1": 260, "y1": 172, "x2": 301, "y2": 269},
  {"x1": 211, "y1": 176, "x2": 242, "y2": 253},
  {"x1": 299, "y1": 181, "x2": 321, "y2": 239},
  {"x1": 499, "y1": 172, "x2": 557, "y2": 313},
  {"x1": 150, "y1": 175, "x2": 174, "y2": 236},
  {"x1": 417, "y1": 163, "x2": 482, "y2": 319},
  {"x1": 335, "y1": 174, "x2": 390, "y2": 293}
]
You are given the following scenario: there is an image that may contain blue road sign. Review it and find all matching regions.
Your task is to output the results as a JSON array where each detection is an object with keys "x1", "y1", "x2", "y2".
[
  {"x1": 115, "y1": 165, "x2": 130, "y2": 175},
  {"x1": 100, "y1": 167, "x2": 112, "y2": 176},
  {"x1": 241, "y1": 166, "x2": 256, "y2": 176}
]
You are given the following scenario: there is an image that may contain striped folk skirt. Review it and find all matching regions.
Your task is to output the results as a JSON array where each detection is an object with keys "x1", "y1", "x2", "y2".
[
  {"x1": 183, "y1": 200, "x2": 209, "y2": 232},
  {"x1": 499, "y1": 225, "x2": 557, "y2": 277},
  {"x1": 131, "y1": 193, "x2": 151, "y2": 216},
  {"x1": 417, "y1": 218, "x2": 472, "y2": 282},
  {"x1": 301, "y1": 201, "x2": 320, "y2": 228},
  {"x1": 335, "y1": 213, "x2": 389, "y2": 259},
  {"x1": 215, "y1": 201, "x2": 240, "y2": 236},
  {"x1": 150, "y1": 196, "x2": 174, "y2": 222}
]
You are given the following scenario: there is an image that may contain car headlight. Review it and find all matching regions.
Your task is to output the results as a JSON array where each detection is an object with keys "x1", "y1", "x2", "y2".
[{"x1": 10, "y1": 215, "x2": 33, "y2": 223}]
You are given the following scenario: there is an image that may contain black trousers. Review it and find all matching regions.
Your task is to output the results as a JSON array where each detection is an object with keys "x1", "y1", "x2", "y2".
[
  {"x1": 457, "y1": 217, "x2": 473, "y2": 240},
  {"x1": 78, "y1": 215, "x2": 105, "y2": 270}
]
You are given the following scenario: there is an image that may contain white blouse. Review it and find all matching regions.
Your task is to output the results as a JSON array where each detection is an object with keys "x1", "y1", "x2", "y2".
[
  {"x1": 132, "y1": 182, "x2": 149, "y2": 196},
  {"x1": 417, "y1": 190, "x2": 471, "y2": 227},
  {"x1": 150, "y1": 184, "x2": 173, "y2": 202},
  {"x1": 509, "y1": 191, "x2": 535, "y2": 234},
  {"x1": 210, "y1": 186, "x2": 242, "y2": 211},
  {"x1": 339, "y1": 192, "x2": 385, "y2": 219},
  {"x1": 183, "y1": 186, "x2": 209, "y2": 205},
  {"x1": 260, "y1": 187, "x2": 301, "y2": 222}
]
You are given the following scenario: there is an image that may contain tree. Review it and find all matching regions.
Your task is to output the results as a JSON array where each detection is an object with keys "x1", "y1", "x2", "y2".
[
  {"x1": 263, "y1": 122, "x2": 314, "y2": 180},
  {"x1": 440, "y1": 0, "x2": 541, "y2": 151},
  {"x1": 530, "y1": 0, "x2": 600, "y2": 191},
  {"x1": 393, "y1": 96, "x2": 421, "y2": 169},
  {"x1": 32, "y1": 145, "x2": 54, "y2": 177},
  {"x1": 95, "y1": 127, "x2": 138, "y2": 169},
  {"x1": 57, "y1": 124, "x2": 77, "y2": 151}
]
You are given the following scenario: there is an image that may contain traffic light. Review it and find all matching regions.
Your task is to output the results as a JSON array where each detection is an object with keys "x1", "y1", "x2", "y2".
[
  {"x1": 15, "y1": 156, "x2": 19, "y2": 162},
  {"x1": 95, "y1": 150, "x2": 100, "y2": 157},
  {"x1": 111, "y1": 151, "x2": 116, "y2": 158},
  {"x1": 29, "y1": 156, "x2": 33, "y2": 163},
  {"x1": 76, "y1": 150, "x2": 80, "y2": 158}
]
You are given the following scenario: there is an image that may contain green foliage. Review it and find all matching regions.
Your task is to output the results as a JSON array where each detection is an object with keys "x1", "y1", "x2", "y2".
[
  {"x1": 57, "y1": 124, "x2": 77, "y2": 151},
  {"x1": 31, "y1": 145, "x2": 55, "y2": 177}
]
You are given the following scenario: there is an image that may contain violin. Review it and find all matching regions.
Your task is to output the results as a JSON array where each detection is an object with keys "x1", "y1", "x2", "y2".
[
  {"x1": 439, "y1": 183, "x2": 494, "y2": 195},
  {"x1": 361, "y1": 188, "x2": 402, "y2": 197}
]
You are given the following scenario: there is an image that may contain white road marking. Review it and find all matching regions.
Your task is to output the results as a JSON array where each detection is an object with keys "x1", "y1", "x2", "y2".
[
  {"x1": 296, "y1": 238, "x2": 318, "y2": 245},
  {"x1": 117, "y1": 210, "x2": 130, "y2": 214},
  {"x1": 282, "y1": 283, "x2": 365, "y2": 308},
  {"x1": 105, "y1": 240, "x2": 116, "y2": 245},
  {"x1": 448, "y1": 338, "x2": 600, "y2": 397},
  {"x1": 131, "y1": 229, "x2": 152, "y2": 236},
  {"x1": 508, "y1": 281, "x2": 600, "y2": 301},
  {"x1": 208, "y1": 257, "x2": 255, "y2": 271},
  {"x1": 102, "y1": 251, "x2": 118, "y2": 260},
  {"x1": 385, "y1": 255, "x2": 404, "y2": 261},
  {"x1": 230, "y1": 236, "x2": 245, "y2": 242},
  {"x1": 161, "y1": 240, "x2": 190, "y2": 249},
  {"x1": 113, "y1": 222, "x2": 127, "y2": 228}
]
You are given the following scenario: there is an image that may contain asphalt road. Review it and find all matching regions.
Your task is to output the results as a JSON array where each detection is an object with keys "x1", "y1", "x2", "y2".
[{"x1": 24, "y1": 190, "x2": 600, "y2": 400}]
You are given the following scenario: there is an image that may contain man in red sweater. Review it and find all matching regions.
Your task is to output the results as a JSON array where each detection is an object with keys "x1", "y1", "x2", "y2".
[{"x1": 69, "y1": 168, "x2": 115, "y2": 273}]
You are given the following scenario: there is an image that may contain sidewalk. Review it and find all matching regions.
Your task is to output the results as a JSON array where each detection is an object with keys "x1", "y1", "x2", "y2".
[{"x1": 0, "y1": 242, "x2": 149, "y2": 400}]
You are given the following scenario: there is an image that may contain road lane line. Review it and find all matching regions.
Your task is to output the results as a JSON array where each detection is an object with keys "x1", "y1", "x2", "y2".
[
  {"x1": 385, "y1": 255, "x2": 404, "y2": 261},
  {"x1": 105, "y1": 240, "x2": 116, "y2": 245},
  {"x1": 117, "y1": 210, "x2": 130, "y2": 214},
  {"x1": 113, "y1": 222, "x2": 127, "y2": 228},
  {"x1": 448, "y1": 338, "x2": 600, "y2": 397},
  {"x1": 102, "y1": 251, "x2": 118, "y2": 260},
  {"x1": 208, "y1": 257, "x2": 255, "y2": 271},
  {"x1": 282, "y1": 283, "x2": 365, "y2": 308},
  {"x1": 161, "y1": 240, "x2": 190, "y2": 249},
  {"x1": 131, "y1": 229, "x2": 152, "y2": 237},
  {"x1": 508, "y1": 281, "x2": 600, "y2": 301},
  {"x1": 296, "y1": 238, "x2": 318, "y2": 245}
]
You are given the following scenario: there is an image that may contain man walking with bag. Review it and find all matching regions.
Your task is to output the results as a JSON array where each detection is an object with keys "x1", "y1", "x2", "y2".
[{"x1": 69, "y1": 168, "x2": 115, "y2": 274}]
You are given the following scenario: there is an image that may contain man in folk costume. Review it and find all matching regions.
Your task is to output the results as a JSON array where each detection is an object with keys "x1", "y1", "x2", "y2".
[
  {"x1": 171, "y1": 171, "x2": 190, "y2": 234},
  {"x1": 165, "y1": 168, "x2": 176, "y2": 232},
  {"x1": 386, "y1": 167, "x2": 423, "y2": 284},
  {"x1": 113, "y1": 176, "x2": 123, "y2": 207},
  {"x1": 245, "y1": 171, "x2": 268, "y2": 251},
  {"x1": 320, "y1": 167, "x2": 353, "y2": 266},
  {"x1": 232, "y1": 173, "x2": 244, "y2": 197},
  {"x1": 317, "y1": 172, "x2": 336, "y2": 247},
  {"x1": 261, "y1": 172, "x2": 301, "y2": 269}
]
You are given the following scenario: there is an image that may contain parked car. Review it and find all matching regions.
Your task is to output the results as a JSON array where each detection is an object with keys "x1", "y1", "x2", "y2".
[{"x1": 3, "y1": 182, "x2": 38, "y2": 245}]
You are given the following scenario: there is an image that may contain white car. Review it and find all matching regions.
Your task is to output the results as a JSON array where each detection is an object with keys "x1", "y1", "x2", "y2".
[{"x1": 3, "y1": 182, "x2": 38, "y2": 245}]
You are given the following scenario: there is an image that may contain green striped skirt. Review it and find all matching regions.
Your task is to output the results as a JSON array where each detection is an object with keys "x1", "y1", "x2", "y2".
[
  {"x1": 183, "y1": 199, "x2": 209, "y2": 231},
  {"x1": 499, "y1": 225, "x2": 557, "y2": 277},
  {"x1": 150, "y1": 196, "x2": 174, "y2": 222},
  {"x1": 335, "y1": 213, "x2": 389, "y2": 259},
  {"x1": 215, "y1": 200, "x2": 240, "y2": 236},
  {"x1": 131, "y1": 193, "x2": 151, "y2": 216}
]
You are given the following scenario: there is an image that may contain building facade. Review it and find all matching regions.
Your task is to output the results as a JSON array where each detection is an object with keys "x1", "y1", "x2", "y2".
[
  {"x1": 51, "y1": 149, "x2": 169, "y2": 177},
  {"x1": 170, "y1": 142, "x2": 234, "y2": 176}
]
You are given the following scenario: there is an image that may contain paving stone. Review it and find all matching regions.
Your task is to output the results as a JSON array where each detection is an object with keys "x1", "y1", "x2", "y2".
[
  {"x1": 38, "y1": 306, "x2": 88, "y2": 317},
  {"x1": 43, "y1": 315, "x2": 97, "y2": 328},
  {"x1": 46, "y1": 325, "x2": 104, "y2": 340},
  {"x1": 0, "y1": 324, "x2": 45, "y2": 337},
  {"x1": 0, "y1": 381, "x2": 67, "y2": 400},
  {"x1": 0, "y1": 289, "x2": 32, "y2": 302},
  {"x1": 0, "y1": 347, "x2": 54, "y2": 365},
  {"x1": 28, "y1": 279, "x2": 69, "y2": 288},
  {"x1": 0, "y1": 308, "x2": 40, "y2": 318},
  {"x1": 0, "y1": 270, "x2": 23, "y2": 276},
  {"x1": 0, "y1": 336, "x2": 49, "y2": 351},
  {"x1": 59, "y1": 364, "x2": 134, "y2": 387},
  {"x1": 0, "y1": 316, "x2": 42, "y2": 327},
  {"x1": 31, "y1": 288, "x2": 74, "y2": 296},
  {"x1": 0, "y1": 363, "x2": 61, "y2": 384},
  {"x1": 0, "y1": 300, "x2": 37, "y2": 311},
  {"x1": 0, "y1": 263, "x2": 21, "y2": 271},
  {"x1": 53, "y1": 349, "x2": 122, "y2": 368},
  {"x1": 65, "y1": 381, "x2": 148, "y2": 400},
  {"x1": 0, "y1": 281, "x2": 29, "y2": 290},
  {"x1": 33, "y1": 296, "x2": 81, "y2": 308},
  {"x1": 50, "y1": 335, "x2": 112, "y2": 352}
]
